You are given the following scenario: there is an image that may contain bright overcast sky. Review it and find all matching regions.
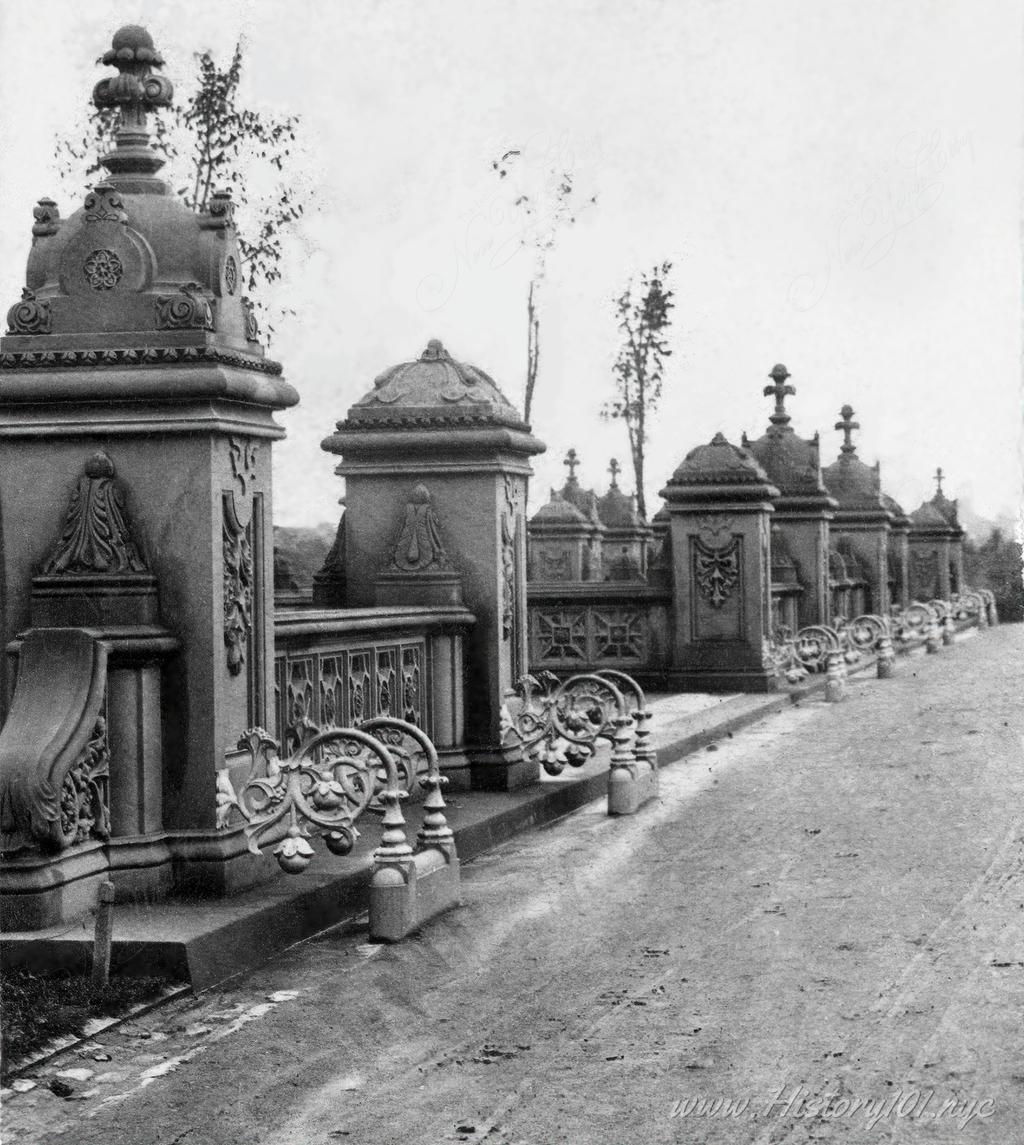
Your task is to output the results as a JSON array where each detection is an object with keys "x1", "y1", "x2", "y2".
[{"x1": 1, "y1": 0, "x2": 1020, "y2": 529}]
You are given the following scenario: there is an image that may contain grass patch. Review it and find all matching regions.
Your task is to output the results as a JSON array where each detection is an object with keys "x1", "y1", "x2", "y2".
[{"x1": 1, "y1": 968, "x2": 172, "y2": 1073}]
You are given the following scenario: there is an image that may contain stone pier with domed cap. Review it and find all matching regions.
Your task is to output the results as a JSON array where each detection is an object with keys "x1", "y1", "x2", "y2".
[
  {"x1": 660, "y1": 432, "x2": 780, "y2": 692},
  {"x1": 321, "y1": 339, "x2": 545, "y2": 791},
  {"x1": 0, "y1": 27, "x2": 298, "y2": 925},
  {"x1": 907, "y1": 468, "x2": 965, "y2": 600},
  {"x1": 742, "y1": 365, "x2": 836, "y2": 628},
  {"x1": 822, "y1": 405, "x2": 894, "y2": 615}
]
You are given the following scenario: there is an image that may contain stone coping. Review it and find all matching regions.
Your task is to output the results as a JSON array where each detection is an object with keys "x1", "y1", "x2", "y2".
[{"x1": 274, "y1": 604, "x2": 476, "y2": 640}]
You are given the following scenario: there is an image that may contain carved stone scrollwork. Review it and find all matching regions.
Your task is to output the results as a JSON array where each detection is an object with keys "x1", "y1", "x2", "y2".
[
  {"x1": 155, "y1": 282, "x2": 214, "y2": 331},
  {"x1": 387, "y1": 485, "x2": 451, "y2": 573},
  {"x1": 224, "y1": 255, "x2": 238, "y2": 295},
  {"x1": 228, "y1": 436, "x2": 258, "y2": 499},
  {"x1": 223, "y1": 495, "x2": 254, "y2": 677},
  {"x1": 694, "y1": 535, "x2": 740, "y2": 608},
  {"x1": 83, "y1": 184, "x2": 129, "y2": 225},
  {"x1": 59, "y1": 716, "x2": 111, "y2": 848},
  {"x1": 43, "y1": 451, "x2": 148, "y2": 575},
  {"x1": 6, "y1": 288, "x2": 52, "y2": 335}
]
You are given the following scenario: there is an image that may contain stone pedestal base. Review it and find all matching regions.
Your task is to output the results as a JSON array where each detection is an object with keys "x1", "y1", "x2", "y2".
[
  {"x1": 607, "y1": 764, "x2": 659, "y2": 816},
  {"x1": 469, "y1": 747, "x2": 540, "y2": 791},
  {"x1": 369, "y1": 847, "x2": 460, "y2": 942}
]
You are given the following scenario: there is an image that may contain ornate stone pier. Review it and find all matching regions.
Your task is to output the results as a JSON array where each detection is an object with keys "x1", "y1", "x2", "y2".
[
  {"x1": 822, "y1": 405, "x2": 893, "y2": 616},
  {"x1": 742, "y1": 365, "x2": 836, "y2": 627},
  {"x1": 660, "y1": 433, "x2": 779, "y2": 692},
  {"x1": 0, "y1": 27, "x2": 298, "y2": 927},
  {"x1": 321, "y1": 339, "x2": 545, "y2": 791}
]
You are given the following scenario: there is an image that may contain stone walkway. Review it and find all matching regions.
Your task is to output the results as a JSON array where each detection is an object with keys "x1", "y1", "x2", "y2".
[{"x1": 4, "y1": 625, "x2": 1022, "y2": 1144}]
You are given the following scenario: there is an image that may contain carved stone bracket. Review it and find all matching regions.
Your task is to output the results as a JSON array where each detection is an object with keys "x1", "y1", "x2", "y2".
[{"x1": 0, "y1": 630, "x2": 108, "y2": 854}]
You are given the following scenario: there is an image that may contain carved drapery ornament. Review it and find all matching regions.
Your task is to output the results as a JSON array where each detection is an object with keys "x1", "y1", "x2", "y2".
[
  {"x1": 223, "y1": 495, "x2": 254, "y2": 676},
  {"x1": 694, "y1": 535, "x2": 741, "y2": 608},
  {"x1": 42, "y1": 452, "x2": 147, "y2": 576},
  {"x1": 387, "y1": 485, "x2": 451, "y2": 573}
]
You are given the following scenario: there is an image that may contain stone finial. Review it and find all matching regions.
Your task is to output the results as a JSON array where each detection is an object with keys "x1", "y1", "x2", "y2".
[
  {"x1": 608, "y1": 457, "x2": 621, "y2": 489},
  {"x1": 564, "y1": 448, "x2": 580, "y2": 485},
  {"x1": 934, "y1": 467, "x2": 945, "y2": 496},
  {"x1": 92, "y1": 25, "x2": 174, "y2": 179},
  {"x1": 420, "y1": 338, "x2": 452, "y2": 362},
  {"x1": 835, "y1": 404, "x2": 860, "y2": 455},
  {"x1": 764, "y1": 363, "x2": 795, "y2": 428}
]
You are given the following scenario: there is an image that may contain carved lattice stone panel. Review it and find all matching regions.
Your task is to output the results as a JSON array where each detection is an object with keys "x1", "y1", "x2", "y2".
[
  {"x1": 535, "y1": 609, "x2": 588, "y2": 664},
  {"x1": 593, "y1": 609, "x2": 644, "y2": 661},
  {"x1": 273, "y1": 638, "x2": 431, "y2": 740}
]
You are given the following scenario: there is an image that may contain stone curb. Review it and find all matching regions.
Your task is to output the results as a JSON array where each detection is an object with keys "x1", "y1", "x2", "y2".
[{"x1": 0, "y1": 633, "x2": 952, "y2": 1004}]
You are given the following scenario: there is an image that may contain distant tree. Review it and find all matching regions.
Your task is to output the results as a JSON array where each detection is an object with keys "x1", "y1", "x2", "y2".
[
  {"x1": 972, "y1": 527, "x2": 1024, "y2": 622},
  {"x1": 491, "y1": 150, "x2": 597, "y2": 425},
  {"x1": 601, "y1": 262, "x2": 675, "y2": 519},
  {"x1": 56, "y1": 42, "x2": 305, "y2": 342}
]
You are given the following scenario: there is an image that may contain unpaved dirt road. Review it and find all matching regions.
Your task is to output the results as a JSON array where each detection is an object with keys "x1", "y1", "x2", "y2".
[{"x1": 5, "y1": 625, "x2": 1023, "y2": 1145}]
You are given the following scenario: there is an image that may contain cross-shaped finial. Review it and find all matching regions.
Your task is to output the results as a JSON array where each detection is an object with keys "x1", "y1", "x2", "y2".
[
  {"x1": 608, "y1": 458, "x2": 621, "y2": 489},
  {"x1": 764, "y1": 363, "x2": 795, "y2": 427},
  {"x1": 934, "y1": 467, "x2": 944, "y2": 496},
  {"x1": 563, "y1": 448, "x2": 580, "y2": 484},
  {"x1": 835, "y1": 404, "x2": 859, "y2": 455}
]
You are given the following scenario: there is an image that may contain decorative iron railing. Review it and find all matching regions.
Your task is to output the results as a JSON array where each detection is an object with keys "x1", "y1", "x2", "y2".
[{"x1": 215, "y1": 716, "x2": 451, "y2": 874}]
